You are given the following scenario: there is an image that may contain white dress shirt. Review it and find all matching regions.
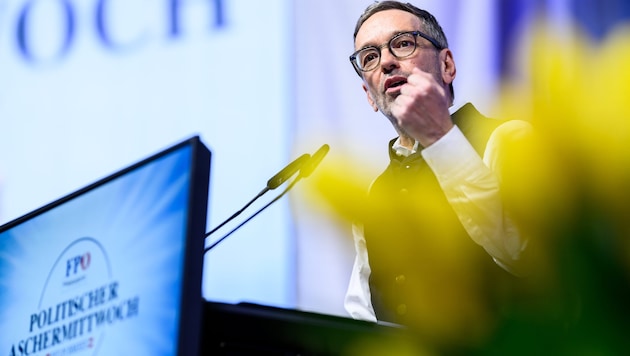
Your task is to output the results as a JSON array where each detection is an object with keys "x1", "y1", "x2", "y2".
[{"x1": 344, "y1": 119, "x2": 532, "y2": 321}]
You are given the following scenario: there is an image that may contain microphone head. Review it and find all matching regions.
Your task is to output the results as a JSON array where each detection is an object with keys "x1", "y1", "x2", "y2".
[
  {"x1": 300, "y1": 144, "x2": 330, "y2": 178},
  {"x1": 267, "y1": 153, "x2": 311, "y2": 189}
]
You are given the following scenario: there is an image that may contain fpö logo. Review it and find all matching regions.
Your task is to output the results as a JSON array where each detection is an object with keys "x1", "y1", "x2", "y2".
[
  {"x1": 1, "y1": 0, "x2": 227, "y2": 65},
  {"x1": 64, "y1": 252, "x2": 91, "y2": 284},
  {"x1": 8, "y1": 236, "x2": 142, "y2": 355},
  {"x1": 19, "y1": 237, "x2": 114, "y2": 356},
  {"x1": 43, "y1": 237, "x2": 111, "y2": 297}
]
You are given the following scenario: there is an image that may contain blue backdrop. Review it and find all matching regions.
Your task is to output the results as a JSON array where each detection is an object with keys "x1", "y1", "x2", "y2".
[{"x1": 1, "y1": 0, "x2": 628, "y2": 318}]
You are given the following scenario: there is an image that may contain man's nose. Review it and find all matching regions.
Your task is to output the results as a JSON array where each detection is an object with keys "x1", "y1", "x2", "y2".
[{"x1": 379, "y1": 48, "x2": 399, "y2": 72}]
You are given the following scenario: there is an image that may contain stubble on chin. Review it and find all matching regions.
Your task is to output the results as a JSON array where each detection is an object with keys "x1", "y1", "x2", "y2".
[
  {"x1": 375, "y1": 93, "x2": 397, "y2": 124},
  {"x1": 377, "y1": 94, "x2": 414, "y2": 138}
]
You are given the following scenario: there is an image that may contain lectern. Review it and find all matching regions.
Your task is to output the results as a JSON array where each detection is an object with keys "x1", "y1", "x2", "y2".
[{"x1": 200, "y1": 301, "x2": 407, "y2": 355}]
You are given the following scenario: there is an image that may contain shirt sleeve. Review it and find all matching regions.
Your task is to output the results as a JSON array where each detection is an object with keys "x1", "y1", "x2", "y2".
[
  {"x1": 420, "y1": 121, "x2": 531, "y2": 275},
  {"x1": 344, "y1": 223, "x2": 377, "y2": 322}
]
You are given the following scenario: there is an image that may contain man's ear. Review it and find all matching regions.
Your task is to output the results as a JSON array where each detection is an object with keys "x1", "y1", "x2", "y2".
[
  {"x1": 363, "y1": 83, "x2": 379, "y2": 112},
  {"x1": 440, "y1": 48, "x2": 456, "y2": 85}
]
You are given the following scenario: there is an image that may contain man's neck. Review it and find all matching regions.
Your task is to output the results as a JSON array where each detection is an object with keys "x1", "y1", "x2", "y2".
[{"x1": 398, "y1": 134, "x2": 415, "y2": 150}]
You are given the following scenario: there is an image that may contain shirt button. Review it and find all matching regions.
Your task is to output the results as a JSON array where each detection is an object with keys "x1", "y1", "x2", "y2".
[
  {"x1": 396, "y1": 304, "x2": 407, "y2": 315},
  {"x1": 404, "y1": 165, "x2": 411, "y2": 169},
  {"x1": 399, "y1": 188, "x2": 409, "y2": 195},
  {"x1": 395, "y1": 274, "x2": 406, "y2": 284}
]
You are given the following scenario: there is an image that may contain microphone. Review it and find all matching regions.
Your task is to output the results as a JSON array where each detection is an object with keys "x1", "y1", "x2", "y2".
[
  {"x1": 267, "y1": 153, "x2": 310, "y2": 189},
  {"x1": 205, "y1": 153, "x2": 311, "y2": 238},
  {"x1": 205, "y1": 144, "x2": 329, "y2": 253},
  {"x1": 298, "y1": 144, "x2": 329, "y2": 178}
]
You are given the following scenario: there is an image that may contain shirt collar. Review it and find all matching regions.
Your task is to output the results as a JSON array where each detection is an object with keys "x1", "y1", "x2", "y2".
[{"x1": 392, "y1": 138, "x2": 418, "y2": 157}]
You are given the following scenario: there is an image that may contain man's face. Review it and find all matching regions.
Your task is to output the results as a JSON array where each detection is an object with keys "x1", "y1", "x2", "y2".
[{"x1": 354, "y1": 9, "x2": 443, "y2": 120}]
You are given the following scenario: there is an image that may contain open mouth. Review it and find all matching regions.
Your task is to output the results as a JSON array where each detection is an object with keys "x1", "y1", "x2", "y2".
[
  {"x1": 389, "y1": 80, "x2": 406, "y2": 88},
  {"x1": 384, "y1": 76, "x2": 407, "y2": 92}
]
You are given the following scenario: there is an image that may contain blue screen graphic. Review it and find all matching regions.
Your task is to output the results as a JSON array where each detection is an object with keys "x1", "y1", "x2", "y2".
[{"x1": 0, "y1": 144, "x2": 194, "y2": 355}]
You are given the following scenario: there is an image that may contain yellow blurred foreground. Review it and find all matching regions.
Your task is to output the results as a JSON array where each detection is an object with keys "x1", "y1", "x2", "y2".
[{"x1": 306, "y1": 23, "x2": 630, "y2": 355}]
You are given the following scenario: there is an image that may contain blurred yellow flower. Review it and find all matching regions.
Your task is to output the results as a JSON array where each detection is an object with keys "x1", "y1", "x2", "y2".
[{"x1": 304, "y1": 21, "x2": 630, "y2": 354}]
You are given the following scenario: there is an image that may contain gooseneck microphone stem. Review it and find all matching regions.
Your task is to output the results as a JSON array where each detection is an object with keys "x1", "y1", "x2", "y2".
[
  {"x1": 205, "y1": 176, "x2": 300, "y2": 253},
  {"x1": 204, "y1": 153, "x2": 310, "y2": 239},
  {"x1": 203, "y1": 144, "x2": 329, "y2": 253},
  {"x1": 204, "y1": 187, "x2": 269, "y2": 238}
]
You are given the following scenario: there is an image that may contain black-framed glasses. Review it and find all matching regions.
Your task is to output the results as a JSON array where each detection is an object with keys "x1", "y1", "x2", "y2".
[{"x1": 349, "y1": 31, "x2": 444, "y2": 75}]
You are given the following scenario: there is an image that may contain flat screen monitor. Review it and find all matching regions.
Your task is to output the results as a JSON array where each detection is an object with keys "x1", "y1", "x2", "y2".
[{"x1": 0, "y1": 136, "x2": 211, "y2": 356}]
